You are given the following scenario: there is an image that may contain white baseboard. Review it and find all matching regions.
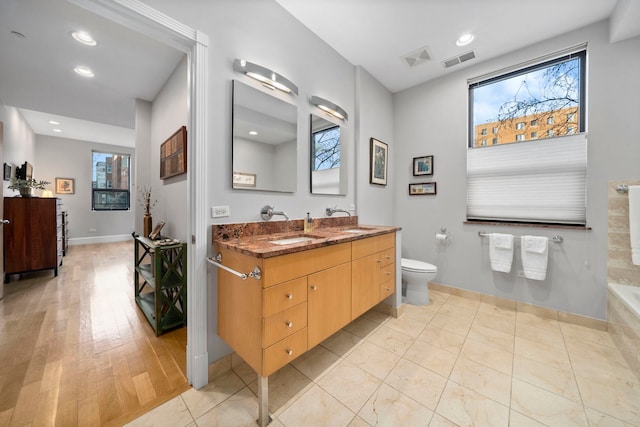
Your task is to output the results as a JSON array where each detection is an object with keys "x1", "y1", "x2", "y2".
[{"x1": 69, "y1": 234, "x2": 133, "y2": 245}]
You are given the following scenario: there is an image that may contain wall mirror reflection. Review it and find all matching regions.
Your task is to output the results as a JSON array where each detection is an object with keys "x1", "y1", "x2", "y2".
[
  {"x1": 232, "y1": 80, "x2": 297, "y2": 192},
  {"x1": 310, "y1": 114, "x2": 346, "y2": 195}
]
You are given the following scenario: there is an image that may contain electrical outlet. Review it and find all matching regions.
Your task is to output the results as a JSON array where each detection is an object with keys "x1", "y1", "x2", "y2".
[
  {"x1": 211, "y1": 205, "x2": 230, "y2": 218},
  {"x1": 517, "y1": 269, "x2": 525, "y2": 278},
  {"x1": 89, "y1": 227, "x2": 97, "y2": 233},
  {"x1": 349, "y1": 203, "x2": 356, "y2": 211}
]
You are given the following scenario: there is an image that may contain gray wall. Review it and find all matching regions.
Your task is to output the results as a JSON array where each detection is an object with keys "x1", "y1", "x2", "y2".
[
  {"x1": 144, "y1": 0, "x2": 365, "y2": 362},
  {"x1": 35, "y1": 136, "x2": 135, "y2": 242},
  {"x1": 0, "y1": 106, "x2": 36, "y2": 196},
  {"x1": 394, "y1": 21, "x2": 640, "y2": 319}
]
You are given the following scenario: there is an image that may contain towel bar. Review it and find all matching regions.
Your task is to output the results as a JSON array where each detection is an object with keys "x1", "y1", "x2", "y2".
[
  {"x1": 207, "y1": 253, "x2": 262, "y2": 280},
  {"x1": 478, "y1": 231, "x2": 563, "y2": 244}
]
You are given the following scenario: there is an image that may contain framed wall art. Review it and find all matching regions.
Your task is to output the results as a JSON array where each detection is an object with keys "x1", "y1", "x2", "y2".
[
  {"x1": 370, "y1": 137, "x2": 388, "y2": 186},
  {"x1": 413, "y1": 155, "x2": 433, "y2": 176},
  {"x1": 55, "y1": 177, "x2": 75, "y2": 194},
  {"x1": 409, "y1": 182, "x2": 437, "y2": 195},
  {"x1": 160, "y1": 126, "x2": 187, "y2": 180}
]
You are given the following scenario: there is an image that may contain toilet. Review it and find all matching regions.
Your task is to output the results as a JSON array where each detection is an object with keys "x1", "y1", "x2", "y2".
[{"x1": 401, "y1": 258, "x2": 438, "y2": 305}]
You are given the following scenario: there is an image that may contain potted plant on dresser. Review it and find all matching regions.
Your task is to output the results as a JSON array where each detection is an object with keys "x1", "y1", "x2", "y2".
[{"x1": 8, "y1": 178, "x2": 51, "y2": 197}]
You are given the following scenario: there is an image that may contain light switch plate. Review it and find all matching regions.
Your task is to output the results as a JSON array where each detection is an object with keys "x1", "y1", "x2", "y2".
[{"x1": 211, "y1": 206, "x2": 230, "y2": 218}]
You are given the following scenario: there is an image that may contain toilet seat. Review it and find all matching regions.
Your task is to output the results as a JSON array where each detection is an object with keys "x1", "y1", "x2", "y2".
[{"x1": 401, "y1": 258, "x2": 437, "y2": 273}]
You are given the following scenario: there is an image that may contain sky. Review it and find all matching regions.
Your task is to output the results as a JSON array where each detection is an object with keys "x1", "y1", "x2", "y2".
[{"x1": 472, "y1": 58, "x2": 580, "y2": 126}]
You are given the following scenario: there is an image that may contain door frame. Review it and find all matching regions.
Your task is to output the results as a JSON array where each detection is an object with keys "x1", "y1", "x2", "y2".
[{"x1": 70, "y1": 0, "x2": 210, "y2": 389}]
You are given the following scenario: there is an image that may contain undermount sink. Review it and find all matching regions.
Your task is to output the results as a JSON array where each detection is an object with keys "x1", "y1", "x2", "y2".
[{"x1": 268, "y1": 234, "x2": 322, "y2": 245}]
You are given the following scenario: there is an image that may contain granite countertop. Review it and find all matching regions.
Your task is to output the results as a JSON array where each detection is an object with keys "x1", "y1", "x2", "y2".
[{"x1": 212, "y1": 218, "x2": 399, "y2": 258}]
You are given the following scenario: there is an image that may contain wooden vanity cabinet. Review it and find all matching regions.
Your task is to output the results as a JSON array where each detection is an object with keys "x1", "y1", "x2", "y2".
[{"x1": 351, "y1": 233, "x2": 395, "y2": 319}]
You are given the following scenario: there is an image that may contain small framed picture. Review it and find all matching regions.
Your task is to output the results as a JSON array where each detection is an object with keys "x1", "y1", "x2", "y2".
[
  {"x1": 413, "y1": 155, "x2": 433, "y2": 176},
  {"x1": 3, "y1": 163, "x2": 11, "y2": 181},
  {"x1": 149, "y1": 221, "x2": 166, "y2": 240},
  {"x1": 409, "y1": 182, "x2": 437, "y2": 195},
  {"x1": 370, "y1": 138, "x2": 388, "y2": 186},
  {"x1": 55, "y1": 177, "x2": 75, "y2": 194}
]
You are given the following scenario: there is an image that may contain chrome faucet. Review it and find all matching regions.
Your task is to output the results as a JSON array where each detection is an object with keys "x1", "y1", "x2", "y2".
[
  {"x1": 325, "y1": 205, "x2": 351, "y2": 217},
  {"x1": 260, "y1": 205, "x2": 289, "y2": 221}
]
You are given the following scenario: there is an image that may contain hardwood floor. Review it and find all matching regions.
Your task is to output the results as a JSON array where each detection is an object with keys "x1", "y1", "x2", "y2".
[{"x1": 0, "y1": 241, "x2": 189, "y2": 426}]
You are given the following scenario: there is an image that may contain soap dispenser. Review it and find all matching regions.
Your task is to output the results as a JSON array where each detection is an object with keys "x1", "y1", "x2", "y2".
[{"x1": 304, "y1": 212, "x2": 314, "y2": 233}]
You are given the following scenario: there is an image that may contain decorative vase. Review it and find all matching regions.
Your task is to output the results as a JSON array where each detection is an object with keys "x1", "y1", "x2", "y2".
[
  {"x1": 143, "y1": 214, "x2": 153, "y2": 238},
  {"x1": 19, "y1": 188, "x2": 32, "y2": 197}
]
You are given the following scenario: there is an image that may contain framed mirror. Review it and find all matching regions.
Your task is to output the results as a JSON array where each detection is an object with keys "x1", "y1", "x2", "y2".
[
  {"x1": 310, "y1": 114, "x2": 346, "y2": 195},
  {"x1": 232, "y1": 80, "x2": 297, "y2": 192}
]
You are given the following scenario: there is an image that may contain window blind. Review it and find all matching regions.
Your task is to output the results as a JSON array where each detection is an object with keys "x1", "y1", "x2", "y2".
[{"x1": 467, "y1": 134, "x2": 587, "y2": 225}]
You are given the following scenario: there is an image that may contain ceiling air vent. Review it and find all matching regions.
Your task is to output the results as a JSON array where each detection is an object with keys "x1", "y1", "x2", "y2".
[
  {"x1": 442, "y1": 50, "x2": 476, "y2": 68},
  {"x1": 402, "y1": 46, "x2": 432, "y2": 68}
]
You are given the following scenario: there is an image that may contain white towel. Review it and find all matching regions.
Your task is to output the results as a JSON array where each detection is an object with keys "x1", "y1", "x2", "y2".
[
  {"x1": 521, "y1": 236, "x2": 548, "y2": 280},
  {"x1": 489, "y1": 233, "x2": 514, "y2": 273},
  {"x1": 629, "y1": 185, "x2": 640, "y2": 266}
]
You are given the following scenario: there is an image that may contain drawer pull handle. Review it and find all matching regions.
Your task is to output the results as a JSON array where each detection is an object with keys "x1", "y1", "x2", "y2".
[
  {"x1": 286, "y1": 321, "x2": 293, "y2": 328},
  {"x1": 386, "y1": 255, "x2": 391, "y2": 259},
  {"x1": 286, "y1": 349, "x2": 293, "y2": 356},
  {"x1": 376, "y1": 259, "x2": 382, "y2": 263},
  {"x1": 385, "y1": 272, "x2": 391, "y2": 275},
  {"x1": 385, "y1": 287, "x2": 391, "y2": 291},
  {"x1": 285, "y1": 293, "x2": 293, "y2": 299},
  {"x1": 310, "y1": 285, "x2": 317, "y2": 291}
]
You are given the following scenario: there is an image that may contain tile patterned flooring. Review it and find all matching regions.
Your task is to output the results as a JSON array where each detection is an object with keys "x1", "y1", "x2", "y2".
[{"x1": 128, "y1": 290, "x2": 640, "y2": 426}]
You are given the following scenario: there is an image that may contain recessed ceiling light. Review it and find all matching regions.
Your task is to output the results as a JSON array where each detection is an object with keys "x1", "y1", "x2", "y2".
[
  {"x1": 52, "y1": 128, "x2": 62, "y2": 133},
  {"x1": 456, "y1": 33, "x2": 475, "y2": 46},
  {"x1": 71, "y1": 31, "x2": 97, "y2": 46},
  {"x1": 249, "y1": 131, "x2": 258, "y2": 136},
  {"x1": 48, "y1": 120, "x2": 60, "y2": 125},
  {"x1": 74, "y1": 65, "x2": 94, "y2": 77}
]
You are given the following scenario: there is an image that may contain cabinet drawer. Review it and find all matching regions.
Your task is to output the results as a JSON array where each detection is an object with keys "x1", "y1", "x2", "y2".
[
  {"x1": 352, "y1": 233, "x2": 395, "y2": 259},
  {"x1": 263, "y1": 303, "x2": 307, "y2": 347},
  {"x1": 263, "y1": 277, "x2": 307, "y2": 317},
  {"x1": 379, "y1": 248, "x2": 395, "y2": 267},
  {"x1": 379, "y1": 263, "x2": 394, "y2": 283},
  {"x1": 263, "y1": 328, "x2": 307, "y2": 376},
  {"x1": 380, "y1": 279, "x2": 395, "y2": 300}
]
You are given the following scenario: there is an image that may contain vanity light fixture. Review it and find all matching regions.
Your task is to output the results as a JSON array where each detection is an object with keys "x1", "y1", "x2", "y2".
[
  {"x1": 71, "y1": 30, "x2": 97, "y2": 46},
  {"x1": 456, "y1": 33, "x2": 475, "y2": 46},
  {"x1": 233, "y1": 59, "x2": 298, "y2": 95},
  {"x1": 74, "y1": 65, "x2": 94, "y2": 77},
  {"x1": 248, "y1": 131, "x2": 258, "y2": 136},
  {"x1": 310, "y1": 96, "x2": 348, "y2": 121}
]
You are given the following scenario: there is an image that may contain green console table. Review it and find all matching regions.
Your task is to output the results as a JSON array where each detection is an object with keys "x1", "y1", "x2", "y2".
[{"x1": 134, "y1": 235, "x2": 187, "y2": 336}]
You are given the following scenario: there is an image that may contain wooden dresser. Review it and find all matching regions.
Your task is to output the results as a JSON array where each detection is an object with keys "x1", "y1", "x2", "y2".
[{"x1": 3, "y1": 197, "x2": 63, "y2": 282}]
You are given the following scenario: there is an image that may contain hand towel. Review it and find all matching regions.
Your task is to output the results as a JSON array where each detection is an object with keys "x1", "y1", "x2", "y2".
[
  {"x1": 521, "y1": 236, "x2": 548, "y2": 280},
  {"x1": 489, "y1": 233, "x2": 514, "y2": 273},
  {"x1": 629, "y1": 185, "x2": 640, "y2": 266}
]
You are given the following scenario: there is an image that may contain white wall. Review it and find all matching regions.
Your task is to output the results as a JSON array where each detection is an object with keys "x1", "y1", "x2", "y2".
[
  {"x1": 146, "y1": 56, "x2": 189, "y2": 242},
  {"x1": 134, "y1": 99, "x2": 152, "y2": 235},
  {"x1": 394, "y1": 21, "x2": 640, "y2": 319},
  {"x1": 0, "y1": 106, "x2": 36, "y2": 195},
  {"x1": 35, "y1": 135, "x2": 135, "y2": 242}
]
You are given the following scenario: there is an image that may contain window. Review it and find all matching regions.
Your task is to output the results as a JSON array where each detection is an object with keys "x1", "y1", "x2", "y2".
[
  {"x1": 92, "y1": 151, "x2": 130, "y2": 210},
  {"x1": 467, "y1": 48, "x2": 586, "y2": 225},
  {"x1": 492, "y1": 138, "x2": 498, "y2": 145},
  {"x1": 492, "y1": 127, "x2": 498, "y2": 134},
  {"x1": 481, "y1": 128, "x2": 487, "y2": 135}
]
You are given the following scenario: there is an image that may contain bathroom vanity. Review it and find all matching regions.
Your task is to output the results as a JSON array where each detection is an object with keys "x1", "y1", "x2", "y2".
[{"x1": 212, "y1": 218, "x2": 398, "y2": 426}]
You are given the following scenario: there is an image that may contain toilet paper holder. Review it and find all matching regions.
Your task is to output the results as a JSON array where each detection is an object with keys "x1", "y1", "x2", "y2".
[{"x1": 435, "y1": 227, "x2": 449, "y2": 241}]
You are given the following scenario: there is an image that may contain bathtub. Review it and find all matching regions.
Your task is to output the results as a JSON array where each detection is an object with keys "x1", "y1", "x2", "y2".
[{"x1": 607, "y1": 283, "x2": 640, "y2": 380}]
